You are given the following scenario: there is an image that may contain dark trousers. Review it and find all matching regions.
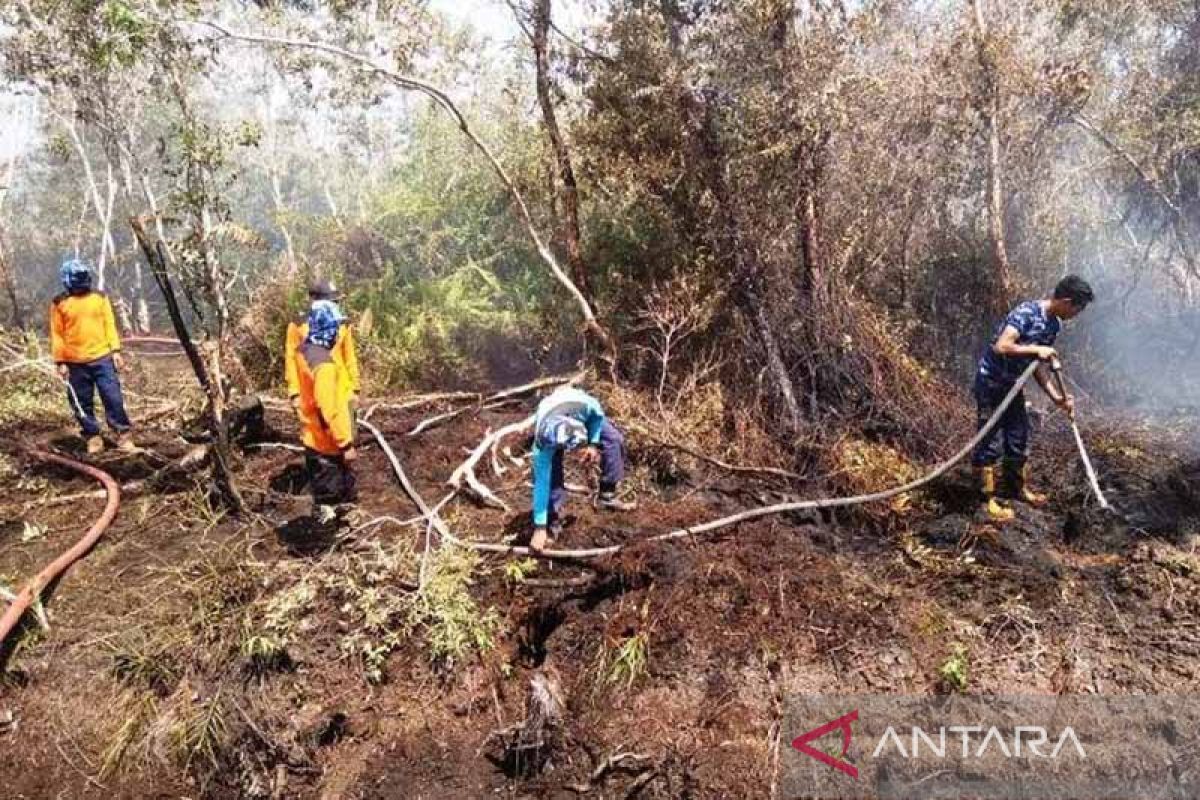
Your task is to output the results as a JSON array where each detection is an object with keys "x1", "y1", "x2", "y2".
[
  {"x1": 305, "y1": 449, "x2": 357, "y2": 506},
  {"x1": 66, "y1": 355, "x2": 131, "y2": 437},
  {"x1": 532, "y1": 419, "x2": 626, "y2": 525},
  {"x1": 971, "y1": 374, "x2": 1030, "y2": 467}
]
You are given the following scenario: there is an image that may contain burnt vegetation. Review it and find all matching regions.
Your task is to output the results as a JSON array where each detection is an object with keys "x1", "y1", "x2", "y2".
[{"x1": 1, "y1": 1, "x2": 1200, "y2": 798}]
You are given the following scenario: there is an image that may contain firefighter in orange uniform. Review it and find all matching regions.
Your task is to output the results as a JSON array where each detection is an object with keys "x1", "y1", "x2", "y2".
[
  {"x1": 285, "y1": 279, "x2": 360, "y2": 426},
  {"x1": 294, "y1": 300, "x2": 358, "y2": 522},
  {"x1": 50, "y1": 258, "x2": 135, "y2": 454}
]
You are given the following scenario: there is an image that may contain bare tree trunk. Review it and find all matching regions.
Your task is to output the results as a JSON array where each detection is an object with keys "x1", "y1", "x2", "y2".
[
  {"x1": 0, "y1": 139, "x2": 26, "y2": 329},
  {"x1": 99, "y1": 160, "x2": 118, "y2": 292},
  {"x1": 130, "y1": 218, "x2": 211, "y2": 391},
  {"x1": 60, "y1": 111, "x2": 118, "y2": 289},
  {"x1": 0, "y1": 229, "x2": 24, "y2": 329},
  {"x1": 972, "y1": 0, "x2": 1014, "y2": 311},
  {"x1": 531, "y1": 0, "x2": 591, "y2": 302},
  {"x1": 323, "y1": 181, "x2": 344, "y2": 231},
  {"x1": 167, "y1": 67, "x2": 244, "y2": 512},
  {"x1": 693, "y1": 94, "x2": 804, "y2": 432},
  {"x1": 795, "y1": 140, "x2": 827, "y2": 302},
  {"x1": 262, "y1": 92, "x2": 298, "y2": 274},
  {"x1": 116, "y1": 152, "x2": 154, "y2": 333}
]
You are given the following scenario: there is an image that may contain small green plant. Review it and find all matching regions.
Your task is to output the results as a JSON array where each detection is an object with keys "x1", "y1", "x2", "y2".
[
  {"x1": 99, "y1": 690, "x2": 158, "y2": 779},
  {"x1": 0, "y1": 373, "x2": 68, "y2": 425},
  {"x1": 324, "y1": 541, "x2": 418, "y2": 683},
  {"x1": 240, "y1": 580, "x2": 313, "y2": 672},
  {"x1": 413, "y1": 545, "x2": 500, "y2": 668},
  {"x1": 169, "y1": 688, "x2": 229, "y2": 773},
  {"x1": 109, "y1": 638, "x2": 179, "y2": 695},
  {"x1": 938, "y1": 643, "x2": 969, "y2": 691},
  {"x1": 503, "y1": 558, "x2": 539, "y2": 584},
  {"x1": 606, "y1": 632, "x2": 650, "y2": 689}
]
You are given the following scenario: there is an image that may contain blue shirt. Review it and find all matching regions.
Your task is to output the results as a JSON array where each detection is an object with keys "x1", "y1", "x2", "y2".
[{"x1": 977, "y1": 300, "x2": 1061, "y2": 385}]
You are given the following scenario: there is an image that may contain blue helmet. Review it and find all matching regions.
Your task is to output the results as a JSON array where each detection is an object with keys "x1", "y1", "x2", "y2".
[
  {"x1": 59, "y1": 258, "x2": 93, "y2": 292},
  {"x1": 305, "y1": 299, "x2": 345, "y2": 349}
]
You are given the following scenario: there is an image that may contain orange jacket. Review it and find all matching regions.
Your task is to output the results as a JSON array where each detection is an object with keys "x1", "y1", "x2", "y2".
[
  {"x1": 285, "y1": 318, "x2": 359, "y2": 398},
  {"x1": 296, "y1": 343, "x2": 354, "y2": 456},
  {"x1": 49, "y1": 291, "x2": 121, "y2": 364}
]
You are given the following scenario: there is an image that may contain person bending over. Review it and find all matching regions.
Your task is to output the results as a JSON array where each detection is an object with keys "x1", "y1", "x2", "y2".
[{"x1": 530, "y1": 386, "x2": 637, "y2": 551}]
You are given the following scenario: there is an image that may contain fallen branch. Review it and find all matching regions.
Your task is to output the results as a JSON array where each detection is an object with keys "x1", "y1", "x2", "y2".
[
  {"x1": 25, "y1": 445, "x2": 208, "y2": 508},
  {"x1": 482, "y1": 370, "x2": 587, "y2": 404},
  {"x1": 405, "y1": 371, "x2": 585, "y2": 437},
  {"x1": 362, "y1": 391, "x2": 481, "y2": 421},
  {"x1": 244, "y1": 442, "x2": 305, "y2": 453},
  {"x1": 447, "y1": 415, "x2": 536, "y2": 510},
  {"x1": 519, "y1": 572, "x2": 597, "y2": 590},
  {"x1": 408, "y1": 398, "x2": 522, "y2": 437},
  {"x1": 358, "y1": 419, "x2": 452, "y2": 539},
  {"x1": 566, "y1": 752, "x2": 654, "y2": 794}
]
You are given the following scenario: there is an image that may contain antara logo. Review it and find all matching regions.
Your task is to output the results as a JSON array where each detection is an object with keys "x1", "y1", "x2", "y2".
[
  {"x1": 871, "y1": 725, "x2": 1087, "y2": 760},
  {"x1": 791, "y1": 710, "x2": 860, "y2": 779},
  {"x1": 791, "y1": 711, "x2": 1088, "y2": 780}
]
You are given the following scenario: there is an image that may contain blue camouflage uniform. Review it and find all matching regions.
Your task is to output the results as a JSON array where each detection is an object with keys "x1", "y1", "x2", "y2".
[
  {"x1": 971, "y1": 300, "x2": 1061, "y2": 468},
  {"x1": 530, "y1": 387, "x2": 626, "y2": 527}
]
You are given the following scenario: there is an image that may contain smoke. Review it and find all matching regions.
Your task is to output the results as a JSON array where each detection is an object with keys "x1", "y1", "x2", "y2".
[{"x1": 1050, "y1": 142, "x2": 1200, "y2": 415}]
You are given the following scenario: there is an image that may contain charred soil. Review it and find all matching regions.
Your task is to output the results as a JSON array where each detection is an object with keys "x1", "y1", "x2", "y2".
[{"x1": 1, "y1": 356, "x2": 1199, "y2": 798}]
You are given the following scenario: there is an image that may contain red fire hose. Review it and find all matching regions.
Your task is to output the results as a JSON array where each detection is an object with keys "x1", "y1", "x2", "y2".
[{"x1": 0, "y1": 450, "x2": 120, "y2": 648}]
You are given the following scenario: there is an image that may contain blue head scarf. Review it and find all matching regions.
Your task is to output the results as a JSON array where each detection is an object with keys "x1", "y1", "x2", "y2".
[
  {"x1": 306, "y1": 300, "x2": 345, "y2": 349},
  {"x1": 59, "y1": 258, "x2": 93, "y2": 293},
  {"x1": 547, "y1": 418, "x2": 588, "y2": 451}
]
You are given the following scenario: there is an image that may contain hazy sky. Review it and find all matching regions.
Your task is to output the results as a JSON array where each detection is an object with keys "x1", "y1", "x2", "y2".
[
  {"x1": 0, "y1": 1, "x2": 598, "y2": 169},
  {"x1": 429, "y1": 0, "x2": 521, "y2": 42}
]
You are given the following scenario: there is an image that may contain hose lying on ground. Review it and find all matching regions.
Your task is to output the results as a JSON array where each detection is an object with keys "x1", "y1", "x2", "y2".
[
  {"x1": 366, "y1": 362, "x2": 1045, "y2": 561},
  {"x1": 0, "y1": 450, "x2": 121, "y2": 650}
]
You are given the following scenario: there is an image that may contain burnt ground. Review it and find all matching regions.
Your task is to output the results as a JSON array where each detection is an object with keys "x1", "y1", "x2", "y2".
[{"x1": 1, "y1": 353, "x2": 1199, "y2": 799}]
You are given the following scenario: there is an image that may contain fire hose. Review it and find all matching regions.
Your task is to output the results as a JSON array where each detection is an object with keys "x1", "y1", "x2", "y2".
[
  {"x1": 370, "y1": 359, "x2": 1116, "y2": 561},
  {"x1": 0, "y1": 450, "x2": 121, "y2": 651}
]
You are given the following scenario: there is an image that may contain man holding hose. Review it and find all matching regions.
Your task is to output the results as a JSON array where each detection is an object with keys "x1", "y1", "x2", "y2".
[{"x1": 972, "y1": 275, "x2": 1094, "y2": 521}]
